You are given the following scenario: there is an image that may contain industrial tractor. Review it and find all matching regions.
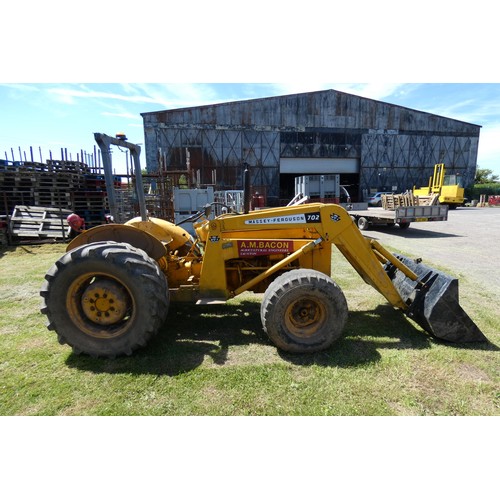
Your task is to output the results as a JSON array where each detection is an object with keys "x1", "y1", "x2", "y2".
[
  {"x1": 39, "y1": 136, "x2": 486, "y2": 358},
  {"x1": 40, "y1": 193, "x2": 488, "y2": 358}
]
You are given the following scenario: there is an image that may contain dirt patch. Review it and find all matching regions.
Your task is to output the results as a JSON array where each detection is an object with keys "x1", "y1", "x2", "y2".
[{"x1": 455, "y1": 363, "x2": 491, "y2": 382}]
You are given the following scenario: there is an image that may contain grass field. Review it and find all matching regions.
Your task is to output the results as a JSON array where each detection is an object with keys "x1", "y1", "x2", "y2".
[{"x1": 0, "y1": 242, "x2": 499, "y2": 416}]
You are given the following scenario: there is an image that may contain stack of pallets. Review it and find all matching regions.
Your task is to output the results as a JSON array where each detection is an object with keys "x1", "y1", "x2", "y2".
[
  {"x1": 1, "y1": 160, "x2": 88, "y2": 214},
  {"x1": 0, "y1": 162, "x2": 36, "y2": 210},
  {"x1": 382, "y1": 193, "x2": 419, "y2": 210},
  {"x1": 382, "y1": 192, "x2": 441, "y2": 210},
  {"x1": 1, "y1": 160, "x2": 126, "y2": 232},
  {"x1": 414, "y1": 194, "x2": 440, "y2": 206},
  {"x1": 72, "y1": 174, "x2": 122, "y2": 227}
]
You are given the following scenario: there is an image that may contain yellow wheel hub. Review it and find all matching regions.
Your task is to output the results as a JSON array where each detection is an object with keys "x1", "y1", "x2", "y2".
[
  {"x1": 81, "y1": 280, "x2": 128, "y2": 325},
  {"x1": 285, "y1": 298, "x2": 326, "y2": 338}
]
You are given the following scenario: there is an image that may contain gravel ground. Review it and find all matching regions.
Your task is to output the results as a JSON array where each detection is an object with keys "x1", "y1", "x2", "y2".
[{"x1": 360, "y1": 207, "x2": 500, "y2": 297}]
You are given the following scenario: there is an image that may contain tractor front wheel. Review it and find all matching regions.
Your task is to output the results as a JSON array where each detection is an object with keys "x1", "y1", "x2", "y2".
[
  {"x1": 40, "y1": 242, "x2": 169, "y2": 358},
  {"x1": 261, "y1": 269, "x2": 348, "y2": 353}
]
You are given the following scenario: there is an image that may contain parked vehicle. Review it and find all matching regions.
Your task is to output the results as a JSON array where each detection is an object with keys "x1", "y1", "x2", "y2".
[
  {"x1": 367, "y1": 192, "x2": 393, "y2": 207},
  {"x1": 349, "y1": 205, "x2": 448, "y2": 230}
]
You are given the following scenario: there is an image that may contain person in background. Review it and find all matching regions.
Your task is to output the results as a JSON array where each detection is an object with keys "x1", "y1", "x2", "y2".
[{"x1": 67, "y1": 213, "x2": 86, "y2": 239}]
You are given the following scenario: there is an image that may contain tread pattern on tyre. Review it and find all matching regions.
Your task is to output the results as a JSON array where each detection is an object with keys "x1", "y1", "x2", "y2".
[
  {"x1": 40, "y1": 241, "x2": 169, "y2": 358},
  {"x1": 260, "y1": 269, "x2": 348, "y2": 353}
]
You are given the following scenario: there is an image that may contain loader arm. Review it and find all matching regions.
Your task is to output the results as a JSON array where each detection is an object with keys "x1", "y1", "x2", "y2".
[{"x1": 209, "y1": 203, "x2": 485, "y2": 342}]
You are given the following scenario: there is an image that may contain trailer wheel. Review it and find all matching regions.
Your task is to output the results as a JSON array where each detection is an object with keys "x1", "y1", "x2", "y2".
[
  {"x1": 357, "y1": 217, "x2": 370, "y2": 230},
  {"x1": 40, "y1": 242, "x2": 169, "y2": 358},
  {"x1": 261, "y1": 269, "x2": 348, "y2": 353},
  {"x1": 398, "y1": 222, "x2": 410, "y2": 229}
]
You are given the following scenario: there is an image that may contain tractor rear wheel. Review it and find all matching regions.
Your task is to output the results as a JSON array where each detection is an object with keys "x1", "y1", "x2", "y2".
[
  {"x1": 261, "y1": 269, "x2": 348, "y2": 353},
  {"x1": 40, "y1": 242, "x2": 169, "y2": 358}
]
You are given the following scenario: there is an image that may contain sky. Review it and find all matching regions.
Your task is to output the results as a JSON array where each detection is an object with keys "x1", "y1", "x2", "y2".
[{"x1": 1, "y1": 82, "x2": 499, "y2": 177}]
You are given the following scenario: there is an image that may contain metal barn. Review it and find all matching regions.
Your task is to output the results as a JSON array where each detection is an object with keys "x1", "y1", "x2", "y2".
[{"x1": 141, "y1": 89, "x2": 480, "y2": 205}]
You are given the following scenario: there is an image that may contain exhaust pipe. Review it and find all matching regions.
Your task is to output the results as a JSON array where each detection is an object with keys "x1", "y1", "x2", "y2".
[
  {"x1": 243, "y1": 165, "x2": 251, "y2": 214},
  {"x1": 385, "y1": 254, "x2": 487, "y2": 343}
]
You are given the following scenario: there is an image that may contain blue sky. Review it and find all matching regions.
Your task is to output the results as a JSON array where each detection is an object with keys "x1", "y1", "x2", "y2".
[{"x1": 1, "y1": 82, "x2": 499, "y2": 177}]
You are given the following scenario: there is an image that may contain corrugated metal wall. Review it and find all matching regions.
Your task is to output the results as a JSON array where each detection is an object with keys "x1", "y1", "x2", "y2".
[{"x1": 142, "y1": 89, "x2": 480, "y2": 201}]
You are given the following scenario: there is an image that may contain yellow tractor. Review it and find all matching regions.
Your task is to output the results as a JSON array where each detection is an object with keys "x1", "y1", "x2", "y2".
[
  {"x1": 413, "y1": 163, "x2": 465, "y2": 208},
  {"x1": 39, "y1": 138, "x2": 486, "y2": 358}
]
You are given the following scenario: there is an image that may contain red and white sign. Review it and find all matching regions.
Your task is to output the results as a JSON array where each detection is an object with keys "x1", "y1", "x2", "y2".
[{"x1": 237, "y1": 240, "x2": 293, "y2": 257}]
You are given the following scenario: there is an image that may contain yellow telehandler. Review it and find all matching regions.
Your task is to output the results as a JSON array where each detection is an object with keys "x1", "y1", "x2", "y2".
[{"x1": 40, "y1": 136, "x2": 486, "y2": 357}]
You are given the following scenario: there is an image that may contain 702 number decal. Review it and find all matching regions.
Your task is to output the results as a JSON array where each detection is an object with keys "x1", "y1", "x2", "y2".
[{"x1": 305, "y1": 212, "x2": 321, "y2": 223}]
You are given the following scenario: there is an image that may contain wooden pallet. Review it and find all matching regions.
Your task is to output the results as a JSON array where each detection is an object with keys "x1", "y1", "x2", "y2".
[
  {"x1": 9, "y1": 205, "x2": 72, "y2": 239},
  {"x1": 382, "y1": 193, "x2": 419, "y2": 210},
  {"x1": 415, "y1": 194, "x2": 440, "y2": 206}
]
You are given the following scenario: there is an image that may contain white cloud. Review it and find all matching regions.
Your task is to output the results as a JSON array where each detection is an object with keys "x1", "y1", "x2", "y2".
[
  {"x1": 47, "y1": 86, "x2": 160, "y2": 105},
  {"x1": 44, "y1": 83, "x2": 231, "y2": 111},
  {"x1": 260, "y1": 83, "x2": 415, "y2": 103},
  {"x1": 101, "y1": 111, "x2": 142, "y2": 120},
  {"x1": 129, "y1": 83, "x2": 224, "y2": 109},
  {"x1": 332, "y1": 83, "x2": 411, "y2": 101}
]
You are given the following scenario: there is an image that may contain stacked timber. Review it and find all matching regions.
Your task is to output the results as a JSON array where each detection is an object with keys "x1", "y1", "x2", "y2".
[
  {"x1": 382, "y1": 192, "x2": 441, "y2": 210},
  {"x1": 415, "y1": 194, "x2": 440, "y2": 206},
  {"x1": 382, "y1": 192, "x2": 419, "y2": 210},
  {"x1": 72, "y1": 174, "x2": 121, "y2": 227},
  {"x1": 0, "y1": 160, "x2": 121, "y2": 231},
  {"x1": 1, "y1": 160, "x2": 89, "y2": 214}
]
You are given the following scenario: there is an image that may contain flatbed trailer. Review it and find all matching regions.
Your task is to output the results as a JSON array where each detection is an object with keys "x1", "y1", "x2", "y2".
[{"x1": 348, "y1": 205, "x2": 448, "y2": 230}]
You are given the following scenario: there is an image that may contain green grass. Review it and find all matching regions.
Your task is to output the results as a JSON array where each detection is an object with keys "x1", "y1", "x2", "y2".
[{"x1": 0, "y1": 243, "x2": 498, "y2": 416}]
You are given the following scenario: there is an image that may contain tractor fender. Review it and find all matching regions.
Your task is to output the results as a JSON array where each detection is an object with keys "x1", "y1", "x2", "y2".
[
  {"x1": 125, "y1": 217, "x2": 194, "y2": 252},
  {"x1": 66, "y1": 223, "x2": 168, "y2": 261}
]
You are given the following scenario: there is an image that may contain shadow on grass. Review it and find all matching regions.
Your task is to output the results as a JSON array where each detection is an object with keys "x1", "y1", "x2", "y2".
[
  {"x1": 280, "y1": 304, "x2": 498, "y2": 367},
  {"x1": 0, "y1": 243, "x2": 36, "y2": 259},
  {"x1": 280, "y1": 304, "x2": 430, "y2": 367},
  {"x1": 66, "y1": 300, "x2": 267, "y2": 376},
  {"x1": 65, "y1": 301, "x2": 495, "y2": 376},
  {"x1": 66, "y1": 301, "x2": 498, "y2": 376}
]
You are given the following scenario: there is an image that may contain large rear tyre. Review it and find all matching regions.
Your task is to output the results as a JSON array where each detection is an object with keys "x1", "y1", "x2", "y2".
[
  {"x1": 260, "y1": 269, "x2": 348, "y2": 353},
  {"x1": 40, "y1": 242, "x2": 169, "y2": 358}
]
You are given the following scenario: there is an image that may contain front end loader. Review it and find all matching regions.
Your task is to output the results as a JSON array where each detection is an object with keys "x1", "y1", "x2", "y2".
[
  {"x1": 40, "y1": 134, "x2": 486, "y2": 356},
  {"x1": 40, "y1": 201, "x2": 487, "y2": 357}
]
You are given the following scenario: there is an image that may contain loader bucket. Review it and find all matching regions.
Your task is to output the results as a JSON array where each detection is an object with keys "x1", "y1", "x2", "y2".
[{"x1": 385, "y1": 254, "x2": 487, "y2": 343}]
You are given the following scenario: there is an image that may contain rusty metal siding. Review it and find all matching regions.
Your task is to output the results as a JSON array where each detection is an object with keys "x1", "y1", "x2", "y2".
[
  {"x1": 361, "y1": 133, "x2": 479, "y2": 191},
  {"x1": 142, "y1": 89, "x2": 481, "y2": 198},
  {"x1": 143, "y1": 89, "x2": 481, "y2": 132}
]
